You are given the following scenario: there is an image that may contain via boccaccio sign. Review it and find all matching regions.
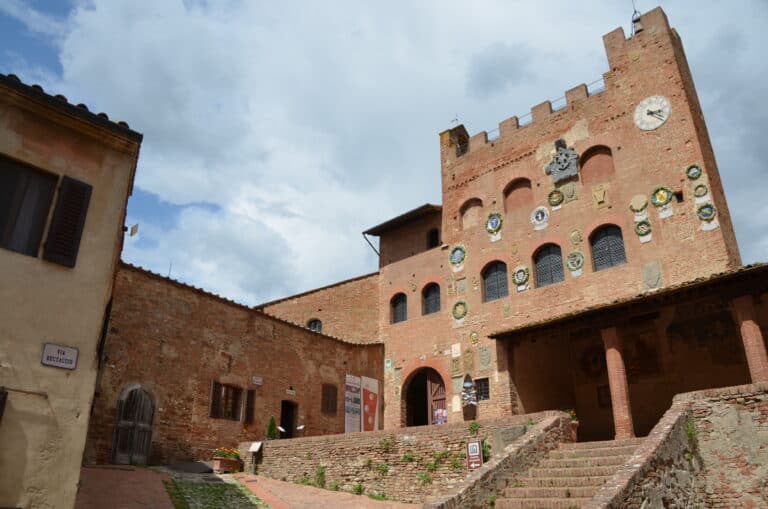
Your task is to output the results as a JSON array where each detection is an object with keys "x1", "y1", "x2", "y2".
[{"x1": 41, "y1": 343, "x2": 79, "y2": 370}]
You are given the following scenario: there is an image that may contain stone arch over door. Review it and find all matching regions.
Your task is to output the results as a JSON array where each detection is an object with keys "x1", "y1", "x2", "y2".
[
  {"x1": 112, "y1": 384, "x2": 154, "y2": 465},
  {"x1": 402, "y1": 367, "x2": 446, "y2": 427}
]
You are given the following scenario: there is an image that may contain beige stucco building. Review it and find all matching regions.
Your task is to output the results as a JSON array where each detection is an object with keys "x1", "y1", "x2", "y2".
[{"x1": 0, "y1": 73, "x2": 141, "y2": 509}]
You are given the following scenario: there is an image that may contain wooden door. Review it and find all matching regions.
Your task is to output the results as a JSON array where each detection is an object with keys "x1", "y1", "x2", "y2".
[
  {"x1": 427, "y1": 372, "x2": 446, "y2": 425},
  {"x1": 113, "y1": 388, "x2": 154, "y2": 465}
]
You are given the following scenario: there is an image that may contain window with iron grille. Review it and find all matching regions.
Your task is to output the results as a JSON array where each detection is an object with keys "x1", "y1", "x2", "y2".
[
  {"x1": 475, "y1": 378, "x2": 490, "y2": 401},
  {"x1": 209, "y1": 381, "x2": 243, "y2": 421},
  {"x1": 534, "y1": 244, "x2": 564, "y2": 287},
  {"x1": 0, "y1": 156, "x2": 57, "y2": 258},
  {"x1": 590, "y1": 225, "x2": 626, "y2": 271},
  {"x1": 427, "y1": 228, "x2": 440, "y2": 249},
  {"x1": 482, "y1": 261, "x2": 509, "y2": 302},
  {"x1": 307, "y1": 319, "x2": 322, "y2": 333},
  {"x1": 321, "y1": 384, "x2": 338, "y2": 415},
  {"x1": 422, "y1": 283, "x2": 440, "y2": 315},
  {"x1": 391, "y1": 293, "x2": 407, "y2": 323}
]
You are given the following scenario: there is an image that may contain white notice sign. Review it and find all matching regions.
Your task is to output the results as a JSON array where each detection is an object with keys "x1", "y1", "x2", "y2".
[{"x1": 41, "y1": 343, "x2": 78, "y2": 370}]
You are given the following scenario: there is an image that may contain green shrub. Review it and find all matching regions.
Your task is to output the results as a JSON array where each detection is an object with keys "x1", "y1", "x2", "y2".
[
  {"x1": 266, "y1": 416, "x2": 279, "y2": 440},
  {"x1": 468, "y1": 421, "x2": 480, "y2": 435},
  {"x1": 376, "y1": 463, "x2": 389, "y2": 475},
  {"x1": 686, "y1": 418, "x2": 697, "y2": 442},
  {"x1": 314, "y1": 466, "x2": 326, "y2": 488},
  {"x1": 487, "y1": 494, "x2": 497, "y2": 507},
  {"x1": 329, "y1": 481, "x2": 340, "y2": 491},
  {"x1": 364, "y1": 458, "x2": 372, "y2": 469},
  {"x1": 433, "y1": 450, "x2": 450, "y2": 461},
  {"x1": 380, "y1": 436, "x2": 394, "y2": 453},
  {"x1": 402, "y1": 451, "x2": 415, "y2": 463},
  {"x1": 418, "y1": 472, "x2": 433, "y2": 484},
  {"x1": 297, "y1": 472, "x2": 312, "y2": 486},
  {"x1": 425, "y1": 461, "x2": 438, "y2": 472},
  {"x1": 482, "y1": 439, "x2": 492, "y2": 462},
  {"x1": 451, "y1": 457, "x2": 463, "y2": 471},
  {"x1": 352, "y1": 482, "x2": 364, "y2": 495},
  {"x1": 368, "y1": 491, "x2": 387, "y2": 501}
]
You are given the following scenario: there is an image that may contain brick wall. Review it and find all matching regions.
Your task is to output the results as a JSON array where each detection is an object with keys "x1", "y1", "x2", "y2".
[
  {"x1": 259, "y1": 272, "x2": 380, "y2": 344},
  {"x1": 243, "y1": 412, "x2": 561, "y2": 504},
  {"x1": 84, "y1": 263, "x2": 384, "y2": 465}
]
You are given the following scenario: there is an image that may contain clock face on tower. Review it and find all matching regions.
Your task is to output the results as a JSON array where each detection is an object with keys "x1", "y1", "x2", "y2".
[{"x1": 634, "y1": 95, "x2": 671, "y2": 131}]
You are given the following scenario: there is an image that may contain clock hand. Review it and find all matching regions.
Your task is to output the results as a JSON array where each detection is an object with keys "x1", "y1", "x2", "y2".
[{"x1": 646, "y1": 109, "x2": 665, "y2": 120}]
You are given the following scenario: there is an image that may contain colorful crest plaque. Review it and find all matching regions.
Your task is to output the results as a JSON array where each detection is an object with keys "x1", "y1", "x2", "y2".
[
  {"x1": 449, "y1": 245, "x2": 466, "y2": 266},
  {"x1": 512, "y1": 266, "x2": 529, "y2": 285},
  {"x1": 485, "y1": 213, "x2": 503, "y2": 234},
  {"x1": 530, "y1": 206, "x2": 549, "y2": 228},
  {"x1": 548, "y1": 189, "x2": 564, "y2": 207},
  {"x1": 697, "y1": 203, "x2": 717, "y2": 221},
  {"x1": 686, "y1": 164, "x2": 702, "y2": 180},
  {"x1": 566, "y1": 252, "x2": 585, "y2": 271},
  {"x1": 635, "y1": 220, "x2": 652, "y2": 236},
  {"x1": 650, "y1": 186, "x2": 673, "y2": 207},
  {"x1": 452, "y1": 300, "x2": 468, "y2": 320},
  {"x1": 693, "y1": 184, "x2": 708, "y2": 198}
]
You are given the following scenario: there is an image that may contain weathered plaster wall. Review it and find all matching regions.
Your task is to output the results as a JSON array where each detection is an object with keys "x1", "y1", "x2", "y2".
[
  {"x1": 0, "y1": 78, "x2": 140, "y2": 509},
  {"x1": 84, "y1": 264, "x2": 384, "y2": 466}
]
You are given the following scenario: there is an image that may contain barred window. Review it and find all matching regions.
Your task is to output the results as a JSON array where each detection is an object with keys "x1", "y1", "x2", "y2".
[
  {"x1": 321, "y1": 384, "x2": 337, "y2": 415},
  {"x1": 391, "y1": 293, "x2": 407, "y2": 323},
  {"x1": 534, "y1": 244, "x2": 564, "y2": 288},
  {"x1": 590, "y1": 225, "x2": 626, "y2": 271},
  {"x1": 475, "y1": 378, "x2": 490, "y2": 401},
  {"x1": 209, "y1": 381, "x2": 243, "y2": 421},
  {"x1": 422, "y1": 283, "x2": 441, "y2": 315},
  {"x1": 307, "y1": 319, "x2": 322, "y2": 332},
  {"x1": 482, "y1": 261, "x2": 509, "y2": 302}
]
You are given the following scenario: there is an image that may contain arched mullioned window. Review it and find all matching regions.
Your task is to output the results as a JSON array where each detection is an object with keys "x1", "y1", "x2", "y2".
[
  {"x1": 580, "y1": 146, "x2": 615, "y2": 185},
  {"x1": 422, "y1": 283, "x2": 441, "y2": 315},
  {"x1": 460, "y1": 198, "x2": 483, "y2": 230},
  {"x1": 307, "y1": 319, "x2": 322, "y2": 332},
  {"x1": 391, "y1": 293, "x2": 407, "y2": 323},
  {"x1": 503, "y1": 178, "x2": 533, "y2": 213},
  {"x1": 590, "y1": 225, "x2": 627, "y2": 271},
  {"x1": 534, "y1": 244, "x2": 564, "y2": 288},
  {"x1": 482, "y1": 261, "x2": 509, "y2": 302}
]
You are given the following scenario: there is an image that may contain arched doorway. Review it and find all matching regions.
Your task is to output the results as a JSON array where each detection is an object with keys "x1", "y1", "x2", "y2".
[
  {"x1": 112, "y1": 385, "x2": 154, "y2": 465},
  {"x1": 404, "y1": 368, "x2": 446, "y2": 426}
]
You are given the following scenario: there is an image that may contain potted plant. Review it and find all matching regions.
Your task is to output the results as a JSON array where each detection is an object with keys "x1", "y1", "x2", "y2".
[
  {"x1": 212, "y1": 447, "x2": 242, "y2": 473},
  {"x1": 564, "y1": 409, "x2": 579, "y2": 442}
]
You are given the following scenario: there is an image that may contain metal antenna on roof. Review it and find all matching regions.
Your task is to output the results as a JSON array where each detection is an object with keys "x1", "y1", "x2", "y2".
[
  {"x1": 631, "y1": 0, "x2": 643, "y2": 35},
  {"x1": 450, "y1": 114, "x2": 459, "y2": 127},
  {"x1": 167, "y1": 262, "x2": 172, "y2": 278}
]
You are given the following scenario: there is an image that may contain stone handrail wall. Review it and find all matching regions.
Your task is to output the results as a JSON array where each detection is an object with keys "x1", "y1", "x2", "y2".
[
  {"x1": 586, "y1": 382, "x2": 768, "y2": 508},
  {"x1": 239, "y1": 411, "x2": 563, "y2": 504},
  {"x1": 424, "y1": 414, "x2": 570, "y2": 509}
]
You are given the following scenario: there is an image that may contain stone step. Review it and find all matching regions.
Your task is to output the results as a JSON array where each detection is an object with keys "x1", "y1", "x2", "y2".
[
  {"x1": 538, "y1": 455, "x2": 629, "y2": 469},
  {"x1": 548, "y1": 445, "x2": 639, "y2": 459},
  {"x1": 496, "y1": 497, "x2": 592, "y2": 509},
  {"x1": 519, "y1": 476, "x2": 610, "y2": 487},
  {"x1": 528, "y1": 466, "x2": 619, "y2": 477},
  {"x1": 557, "y1": 438, "x2": 644, "y2": 450},
  {"x1": 503, "y1": 486, "x2": 599, "y2": 499}
]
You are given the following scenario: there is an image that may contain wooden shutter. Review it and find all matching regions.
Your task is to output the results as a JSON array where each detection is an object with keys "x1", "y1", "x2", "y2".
[
  {"x1": 321, "y1": 384, "x2": 337, "y2": 415},
  {"x1": 243, "y1": 390, "x2": 255, "y2": 423},
  {"x1": 591, "y1": 226, "x2": 626, "y2": 271},
  {"x1": 209, "y1": 381, "x2": 222, "y2": 418},
  {"x1": 43, "y1": 176, "x2": 92, "y2": 267},
  {"x1": 535, "y1": 245, "x2": 564, "y2": 287}
]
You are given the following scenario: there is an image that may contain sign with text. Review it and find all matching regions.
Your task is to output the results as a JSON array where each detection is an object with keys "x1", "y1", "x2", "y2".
[
  {"x1": 361, "y1": 376, "x2": 379, "y2": 431},
  {"x1": 344, "y1": 374, "x2": 361, "y2": 433},
  {"x1": 41, "y1": 343, "x2": 78, "y2": 370},
  {"x1": 466, "y1": 440, "x2": 483, "y2": 470}
]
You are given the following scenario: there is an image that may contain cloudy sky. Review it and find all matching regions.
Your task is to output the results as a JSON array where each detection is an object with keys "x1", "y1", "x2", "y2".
[{"x1": 1, "y1": 0, "x2": 766, "y2": 305}]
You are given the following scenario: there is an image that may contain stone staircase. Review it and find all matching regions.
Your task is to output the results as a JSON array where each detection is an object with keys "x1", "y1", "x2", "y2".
[{"x1": 496, "y1": 438, "x2": 644, "y2": 509}]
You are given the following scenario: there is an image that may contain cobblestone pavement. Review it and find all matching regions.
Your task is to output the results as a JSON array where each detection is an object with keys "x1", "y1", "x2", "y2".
[
  {"x1": 75, "y1": 466, "x2": 174, "y2": 509},
  {"x1": 234, "y1": 474, "x2": 421, "y2": 509}
]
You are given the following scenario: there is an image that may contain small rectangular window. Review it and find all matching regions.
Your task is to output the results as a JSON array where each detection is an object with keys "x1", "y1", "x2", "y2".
[
  {"x1": 209, "y1": 381, "x2": 243, "y2": 420},
  {"x1": 321, "y1": 384, "x2": 337, "y2": 415},
  {"x1": 475, "y1": 378, "x2": 490, "y2": 401},
  {"x1": 0, "y1": 156, "x2": 57, "y2": 258}
]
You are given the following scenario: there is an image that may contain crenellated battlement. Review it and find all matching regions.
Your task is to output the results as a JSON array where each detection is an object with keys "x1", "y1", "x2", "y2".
[{"x1": 439, "y1": 7, "x2": 672, "y2": 168}]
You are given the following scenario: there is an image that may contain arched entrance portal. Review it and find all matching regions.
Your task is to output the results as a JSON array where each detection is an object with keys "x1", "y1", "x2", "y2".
[
  {"x1": 112, "y1": 385, "x2": 154, "y2": 465},
  {"x1": 404, "y1": 368, "x2": 446, "y2": 426}
]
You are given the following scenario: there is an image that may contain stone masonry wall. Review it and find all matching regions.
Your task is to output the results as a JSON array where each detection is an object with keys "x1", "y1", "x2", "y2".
[
  {"x1": 84, "y1": 263, "x2": 384, "y2": 465},
  {"x1": 243, "y1": 412, "x2": 562, "y2": 504},
  {"x1": 587, "y1": 382, "x2": 768, "y2": 508},
  {"x1": 259, "y1": 272, "x2": 380, "y2": 344}
]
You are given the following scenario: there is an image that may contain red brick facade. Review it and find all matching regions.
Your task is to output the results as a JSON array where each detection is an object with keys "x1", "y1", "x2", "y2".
[{"x1": 84, "y1": 264, "x2": 383, "y2": 465}]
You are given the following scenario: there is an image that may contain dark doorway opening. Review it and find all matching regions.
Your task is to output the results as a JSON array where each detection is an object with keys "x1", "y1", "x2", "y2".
[
  {"x1": 404, "y1": 368, "x2": 446, "y2": 426},
  {"x1": 113, "y1": 386, "x2": 154, "y2": 465},
  {"x1": 280, "y1": 400, "x2": 297, "y2": 438}
]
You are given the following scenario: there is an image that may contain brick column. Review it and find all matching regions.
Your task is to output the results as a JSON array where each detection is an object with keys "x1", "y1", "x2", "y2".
[
  {"x1": 601, "y1": 327, "x2": 635, "y2": 439},
  {"x1": 732, "y1": 295, "x2": 768, "y2": 383}
]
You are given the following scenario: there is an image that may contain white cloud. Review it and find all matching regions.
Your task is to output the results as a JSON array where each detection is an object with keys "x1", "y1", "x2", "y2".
[
  {"x1": 14, "y1": 0, "x2": 767, "y2": 304},
  {"x1": 0, "y1": 0, "x2": 67, "y2": 38}
]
